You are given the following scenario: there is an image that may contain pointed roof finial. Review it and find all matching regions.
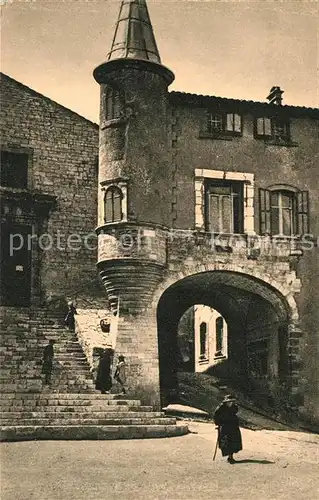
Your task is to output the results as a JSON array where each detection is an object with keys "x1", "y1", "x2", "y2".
[{"x1": 107, "y1": 0, "x2": 161, "y2": 63}]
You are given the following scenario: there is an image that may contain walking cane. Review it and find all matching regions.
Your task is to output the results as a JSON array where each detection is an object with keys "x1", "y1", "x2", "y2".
[{"x1": 213, "y1": 427, "x2": 219, "y2": 461}]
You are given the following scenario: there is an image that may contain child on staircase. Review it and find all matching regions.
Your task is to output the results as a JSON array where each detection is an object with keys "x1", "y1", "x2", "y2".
[{"x1": 114, "y1": 355, "x2": 127, "y2": 395}]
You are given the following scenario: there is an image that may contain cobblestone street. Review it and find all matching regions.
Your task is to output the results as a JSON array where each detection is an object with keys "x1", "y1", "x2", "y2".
[{"x1": 1, "y1": 423, "x2": 318, "y2": 500}]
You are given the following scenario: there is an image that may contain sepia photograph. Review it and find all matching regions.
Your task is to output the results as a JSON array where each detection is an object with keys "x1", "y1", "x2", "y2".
[{"x1": 0, "y1": 0, "x2": 318, "y2": 499}]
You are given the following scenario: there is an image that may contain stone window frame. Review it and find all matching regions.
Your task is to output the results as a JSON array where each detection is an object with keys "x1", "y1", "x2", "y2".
[
  {"x1": 194, "y1": 169, "x2": 255, "y2": 234},
  {"x1": 100, "y1": 178, "x2": 128, "y2": 224}
]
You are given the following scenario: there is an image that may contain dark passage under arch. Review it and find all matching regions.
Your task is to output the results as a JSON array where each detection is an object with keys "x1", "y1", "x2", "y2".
[{"x1": 157, "y1": 271, "x2": 289, "y2": 405}]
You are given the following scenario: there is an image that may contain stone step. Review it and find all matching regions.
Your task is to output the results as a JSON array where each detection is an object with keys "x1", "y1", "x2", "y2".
[
  {"x1": 0, "y1": 397, "x2": 146, "y2": 405},
  {"x1": 0, "y1": 366, "x2": 91, "y2": 374},
  {"x1": 0, "y1": 393, "x2": 132, "y2": 400},
  {"x1": 1, "y1": 411, "x2": 164, "y2": 419},
  {"x1": 53, "y1": 353, "x2": 87, "y2": 359},
  {"x1": 0, "y1": 417, "x2": 177, "y2": 426},
  {"x1": 1, "y1": 403, "x2": 153, "y2": 412},
  {"x1": 0, "y1": 423, "x2": 189, "y2": 441},
  {"x1": 3, "y1": 405, "x2": 154, "y2": 416}
]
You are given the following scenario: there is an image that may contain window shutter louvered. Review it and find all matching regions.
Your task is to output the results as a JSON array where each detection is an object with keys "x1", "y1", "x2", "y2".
[
  {"x1": 256, "y1": 118, "x2": 265, "y2": 136},
  {"x1": 226, "y1": 113, "x2": 234, "y2": 131},
  {"x1": 264, "y1": 118, "x2": 272, "y2": 136},
  {"x1": 256, "y1": 117, "x2": 272, "y2": 137},
  {"x1": 296, "y1": 191, "x2": 309, "y2": 234},
  {"x1": 234, "y1": 113, "x2": 242, "y2": 133},
  {"x1": 259, "y1": 188, "x2": 271, "y2": 235}
]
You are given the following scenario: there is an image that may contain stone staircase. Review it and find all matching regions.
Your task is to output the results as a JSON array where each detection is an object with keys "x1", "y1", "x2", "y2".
[{"x1": 0, "y1": 306, "x2": 188, "y2": 440}]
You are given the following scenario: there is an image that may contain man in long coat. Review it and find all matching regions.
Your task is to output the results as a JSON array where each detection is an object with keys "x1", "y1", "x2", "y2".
[
  {"x1": 213, "y1": 394, "x2": 243, "y2": 463},
  {"x1": 95, "y1": 347, "x2": 113, "y2": 394}
]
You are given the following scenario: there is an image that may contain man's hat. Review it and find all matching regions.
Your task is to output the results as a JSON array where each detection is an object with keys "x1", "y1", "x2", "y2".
[{"x1": 223, "y1": 394, "x2": 236, "y2": 402}]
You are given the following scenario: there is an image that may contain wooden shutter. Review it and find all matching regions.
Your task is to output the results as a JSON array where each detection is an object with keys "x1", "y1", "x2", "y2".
[
  {"x1": 296, "y1": 191, "x2": 309, "y2": 234},
  {"x1": 256, "y1": 117, "x2": 272, "y2": 137},
  {"x1": 226, "y1": 113, "x2": 234, "y2": 131},
  {"x1": 259, "y1": 189, "x2": 271, "y2": 235},
  {"x1": 234, "y1": 113, "x2": 242, "y2": 133},
  {"x1": 264, "y1": 117, "x2": 272, "y2": 136},
  {"x1": 232, "y1": 182, "x2": 244, "y2": 233},
  {"x1": 226, "y1": 113, "x2": 242, "y2": 133}
]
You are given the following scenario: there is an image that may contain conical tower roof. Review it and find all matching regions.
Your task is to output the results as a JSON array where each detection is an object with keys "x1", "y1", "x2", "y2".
[
  {"x1": 107, "y1": 0, "x2": 161, "y2": 63},
  {"x1": 94, "y1": 0, "x2": 174, "y2": 85}
]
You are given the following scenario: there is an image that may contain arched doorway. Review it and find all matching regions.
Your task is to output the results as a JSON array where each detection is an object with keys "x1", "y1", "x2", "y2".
[{"x1": 157, "y1": 271, "x2": 290, "y2": 406}]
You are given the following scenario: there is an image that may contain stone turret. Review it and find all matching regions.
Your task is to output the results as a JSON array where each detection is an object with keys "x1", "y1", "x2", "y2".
[
  {"x1": 93, "y1": 0, "x2": 174, "y2": 403},
  {"x1": 94, "y1": 0, "x2": 174, "y2": 228}
]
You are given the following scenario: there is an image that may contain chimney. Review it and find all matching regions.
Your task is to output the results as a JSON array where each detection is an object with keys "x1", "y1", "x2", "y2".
[{"x1": 267, "y1": 86, "x2": 284, "y2": 105}]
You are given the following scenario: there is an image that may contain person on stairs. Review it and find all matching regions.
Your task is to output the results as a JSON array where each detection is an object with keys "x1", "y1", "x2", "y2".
[
  {"x1": 64, "y1": 301, "x2": 77, "y2": 331},
  {"x1": 42, "y1": 339, "x2": 55, "y2": 386},
  {"x1": 213, "y1": 394, "x2": 243, "y2": 464},
  {"x1": 95, "y1": 347, "x2": 113, "y2": 394},
  {"x1": 114, "y1": 355, "x2": 127, "y2": 395}
]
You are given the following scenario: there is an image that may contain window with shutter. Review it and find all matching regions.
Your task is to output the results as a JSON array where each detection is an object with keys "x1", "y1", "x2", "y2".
[
  {"x1": 204, "y1": 111, "x2": 242, "y2": 137},
  {"x1": 255, "y1": 116, "x2": 291, "y2": 143},
  {"x1": 259, "y1": 188, "x2": 309, "y2": 236}
]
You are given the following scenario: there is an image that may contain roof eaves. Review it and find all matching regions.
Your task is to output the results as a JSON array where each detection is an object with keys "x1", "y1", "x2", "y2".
[{"x1": 169, "y1": 91, "x2": 319, "y2": 117}]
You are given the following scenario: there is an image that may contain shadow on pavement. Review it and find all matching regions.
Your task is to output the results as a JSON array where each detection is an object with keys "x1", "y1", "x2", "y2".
[{"x1": 234, "y1": 459, "x2": 275, "y2": 464}]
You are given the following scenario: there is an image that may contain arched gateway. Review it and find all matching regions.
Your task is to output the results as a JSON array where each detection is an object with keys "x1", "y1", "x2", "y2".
[
  {"x1": 97, "y1": 220, "x2": 303, "y2": 411},
  {"x1": 156, "y1": 270, "x2": 295, "y2": 407}
]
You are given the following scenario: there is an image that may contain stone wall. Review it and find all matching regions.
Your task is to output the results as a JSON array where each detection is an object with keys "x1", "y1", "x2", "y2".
[
  {"x1": 0, "y1": 74, "x2": 99, "y2": 303},
  {"x1": 75, "y1": 309, "x2": 115, "y2": 368}
]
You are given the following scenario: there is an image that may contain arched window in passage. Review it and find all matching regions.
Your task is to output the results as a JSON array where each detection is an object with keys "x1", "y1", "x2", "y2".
[
  {"x1": 215, "y1": 316, "x2": 224, "y2": 356},
  {"x1": 199, "y1": 321, "x2": 207, "y2": 358},
  {"x1": 106, "y1": 88, "x2": 123, "y2": 121},
  {"x1": 104, "y1": 186, "x2": 123, "y2": 223}
]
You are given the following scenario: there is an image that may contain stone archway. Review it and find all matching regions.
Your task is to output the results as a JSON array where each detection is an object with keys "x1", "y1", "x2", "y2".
[{"x1": 156, "y1": 270, "x2": 300, "y2": 409}]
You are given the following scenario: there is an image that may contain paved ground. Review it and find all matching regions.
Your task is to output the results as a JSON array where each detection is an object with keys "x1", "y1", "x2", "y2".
[{"x1": 1, "y1": 422, "x2": 318, "y2": 500}]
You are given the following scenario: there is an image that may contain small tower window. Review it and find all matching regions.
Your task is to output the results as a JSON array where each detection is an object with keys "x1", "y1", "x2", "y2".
[
  {"x1": 106, "y1": 88, "x2": 123, "y2": 120},
  {"x1": 104, "y1": 186, "x2": 123, "y2": 223}
]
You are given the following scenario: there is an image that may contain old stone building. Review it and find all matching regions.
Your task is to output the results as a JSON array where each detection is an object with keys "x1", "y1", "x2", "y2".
[
  {"x1": 0, "y1": 73, "x2": 99, "y2": 307},
  {"x1": 1, "y1": 0, "x2": 318, "y2": 430}
]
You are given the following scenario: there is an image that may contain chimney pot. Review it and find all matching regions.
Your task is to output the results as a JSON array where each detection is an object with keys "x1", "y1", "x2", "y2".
[{"x1": 267, "y1": 86, "x2": 284, "y2": 105}]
